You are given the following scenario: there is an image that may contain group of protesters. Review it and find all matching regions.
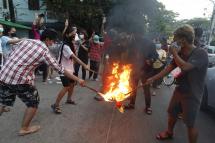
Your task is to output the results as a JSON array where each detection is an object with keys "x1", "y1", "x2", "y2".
[{"x1": 0, "y1": 13, "x2": 208, "y2": 143}]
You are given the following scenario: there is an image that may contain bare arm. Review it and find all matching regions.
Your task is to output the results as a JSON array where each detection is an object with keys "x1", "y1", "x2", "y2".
[
  {"x1": 33, "y1": 13, "x2": 38, "y2": 25},
  {"x1": 62, "y1": 19, "x2": 69, "y2": 36},
  {"x1": 80, "y1": 44, "x2": 88, "y2": 51},
  {"x1": 43, "y1": 50, "x2": 84, "y2": 86},
  {"x1": 64, "y1": 69, "x2": 84, "y2": 86},
  {"x1": 71, "y1": 54, "x2": 88, "y2": 69},
  {"x1": 146, "y1": 64, "x2": 175, "y2": 84},
  {"x1": 100, "y1": 16, "x2": 106, "y2": 36},
  {"x1": 8, "y1": 39, "x2": 22, "y2": 44}
]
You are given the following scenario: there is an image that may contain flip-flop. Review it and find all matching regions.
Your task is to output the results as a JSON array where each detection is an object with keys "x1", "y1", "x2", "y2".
[
  {"x1": 51, "y1": 104, "x2": 62, "y2": 114},
  {"x1": 19, "y1": 125, "x2": 41, "y2": 136},
  {"x1": 156, "y1": 131, "x2": 173, "y2": 140}
]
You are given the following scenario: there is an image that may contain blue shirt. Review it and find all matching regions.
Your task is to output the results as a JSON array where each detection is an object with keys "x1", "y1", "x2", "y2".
[{"x1": 0, "y1": 36, "x2": 11, "y2": 56}]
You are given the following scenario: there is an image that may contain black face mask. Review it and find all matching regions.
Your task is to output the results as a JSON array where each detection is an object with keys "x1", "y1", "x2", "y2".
[{"x1": 11, "y1": 33, "x2": 17, "y2": 37}]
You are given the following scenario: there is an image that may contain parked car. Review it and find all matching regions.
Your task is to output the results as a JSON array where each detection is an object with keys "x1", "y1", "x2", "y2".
[
  {"x1": 201, "y1": 67, "x2": 215, "y2": 112},
  {"x1": 207, "y1": 45, "x2": 215, "y2": 67}
]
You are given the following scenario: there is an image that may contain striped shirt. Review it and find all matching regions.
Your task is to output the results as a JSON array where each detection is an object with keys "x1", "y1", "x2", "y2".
[
  {"x1": 0, "y1": 39, "x2": 64, "y2": 85},
  {"x1": 89, "y1": 42, "x2": 103, "y2": 62}
]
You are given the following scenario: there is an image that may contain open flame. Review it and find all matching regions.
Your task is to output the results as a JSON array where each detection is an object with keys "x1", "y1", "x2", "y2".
[{"x1": 101, "y1": 62, "x2": 132, "y2": 104}]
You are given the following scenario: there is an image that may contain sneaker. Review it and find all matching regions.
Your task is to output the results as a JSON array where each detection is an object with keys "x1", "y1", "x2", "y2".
[
  {"x1": 94, "y1": 78, "x2": 99, "y2": 81},
  {"x1": 55, "y1": 77, "x2": 61, "y2": 81},
  {"x1": 47, "y1": 79, "x2": 53, "y2": 84}
]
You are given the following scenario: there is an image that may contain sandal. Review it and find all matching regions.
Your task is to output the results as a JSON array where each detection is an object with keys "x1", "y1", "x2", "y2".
[
  {"x1": 65, "y1": 100, "x2": 76, "y2": 105},
  {"x1": 19, "y1": 125, "x2": 41, "y2": 136},
  {"x1": 156, "y1": 130, "x2": 173, "y2": 140},
  {"x1": 145, "y1": 107, "x2": 152, "y2": 115},
  {"x1": 124, "y1": 103, "x2": 135, "y2": 110},
  {"x1": 51, "y1": 104, "x2": 62, "y2": 114}
]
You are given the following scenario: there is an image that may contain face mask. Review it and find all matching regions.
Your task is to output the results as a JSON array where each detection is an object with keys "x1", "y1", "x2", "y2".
[
  {"x1": 11, "y1": 33, "x2": 17, "y2": 37},
  {"x1": 49, "y1": 43, "x2": 56, "y2": 49},
  {"x1": 0, "y1": 28, "x2": 4, "y2": 33},
  {"x1": 155, "y1": 43, "x2": 161, "y2": 49},
  {"x1": 39, "y1": 30, "x2": 44, "y2": 35},
  {"x1": 79, "y1": 34, "x2": 84, "y2": 39}
]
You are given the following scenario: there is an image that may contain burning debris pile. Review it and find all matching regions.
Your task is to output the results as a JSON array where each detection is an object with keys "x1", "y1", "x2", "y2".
[{"x1": 101, "y1": 63, "x2": 132, "y2": 112}]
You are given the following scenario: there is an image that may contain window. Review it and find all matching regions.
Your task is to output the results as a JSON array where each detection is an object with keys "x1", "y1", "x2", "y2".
[
  {"x1": 28, "y1": 0, "x2": 40, "y2": 10},
  {"x1": 3, "y1": 0, "x2": 7, "y2": 9}
]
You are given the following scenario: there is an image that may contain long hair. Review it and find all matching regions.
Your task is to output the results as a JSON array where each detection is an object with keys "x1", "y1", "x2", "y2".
[{"x1": 63, "y1": 26, "x2": 76, "y2": 54}]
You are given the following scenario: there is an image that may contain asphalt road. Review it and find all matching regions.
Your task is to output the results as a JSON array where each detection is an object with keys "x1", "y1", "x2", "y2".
[{"x1": 0, "y1": 76, "x2": 215, "y2": 143}]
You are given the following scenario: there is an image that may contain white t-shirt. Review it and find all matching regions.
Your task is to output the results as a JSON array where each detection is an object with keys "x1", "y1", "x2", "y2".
[
  {"x1": 59, "y1": 44, "x2": 74, "y2": 73},
  {"x1": 0, "y1": 38, "x2": 2, "y2": 53}
]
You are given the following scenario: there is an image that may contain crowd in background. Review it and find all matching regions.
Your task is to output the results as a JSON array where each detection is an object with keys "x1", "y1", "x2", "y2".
[{"x1": 0, "y1": 13, "x2": 208, "y2": 143}]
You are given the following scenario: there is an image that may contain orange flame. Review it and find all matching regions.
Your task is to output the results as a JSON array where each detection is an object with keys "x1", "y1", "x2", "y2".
[{"x1": 102, "y1": 63, "x2": 132, "y2": 102}]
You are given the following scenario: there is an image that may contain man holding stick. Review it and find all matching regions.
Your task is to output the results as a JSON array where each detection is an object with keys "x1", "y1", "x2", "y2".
[
  {"x1": 0, "y1": 29, "x2": 84, "y2": 136},
  {"x1": 146, "y1": 25, "x2": 208, "y2": 143}
]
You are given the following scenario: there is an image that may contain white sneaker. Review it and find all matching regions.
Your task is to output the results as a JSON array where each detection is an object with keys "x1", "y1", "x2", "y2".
[{"x1": 55, "y1": 77, "x2": 60, "y2": 81}]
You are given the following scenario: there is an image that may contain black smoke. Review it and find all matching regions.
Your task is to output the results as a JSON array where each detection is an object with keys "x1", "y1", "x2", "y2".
[{"x1": 104, "y1": 0, "x2": 159, "y2": 75}]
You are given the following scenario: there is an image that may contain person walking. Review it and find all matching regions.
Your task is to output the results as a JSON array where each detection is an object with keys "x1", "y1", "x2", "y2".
[{"x1": 51, "y1": 27, "x2": 89, "y2": 114}]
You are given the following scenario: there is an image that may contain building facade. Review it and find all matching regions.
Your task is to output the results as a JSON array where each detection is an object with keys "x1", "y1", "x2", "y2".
[{"x1": 0, "y1": 0, "x2": 57, "y2": 23}]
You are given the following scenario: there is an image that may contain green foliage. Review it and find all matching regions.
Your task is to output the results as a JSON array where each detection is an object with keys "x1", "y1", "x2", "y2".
[
  {"x1": 44, "y1": 0, "x2": 178, "y2": 36},
  {"x1": 45, "y1": 0, "x2": 120, "y2": 32},
  {"x1": 180, "y1": 18, "x2": 210, "y2": 29},
  {"x1": 148, "y1": 2, "x2": 178, "y2": 37}
]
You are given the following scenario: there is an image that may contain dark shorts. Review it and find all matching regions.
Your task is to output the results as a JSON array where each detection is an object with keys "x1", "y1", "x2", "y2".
[
  {"x1": 168, "y1": 87, "x2": 200, "y2": 128},
  {"x1": 0, "y1": 83, "x2": 40, "y2": 108},
  {"x1": 60, "y1": 76, "x2": 75, "y2": 87}
]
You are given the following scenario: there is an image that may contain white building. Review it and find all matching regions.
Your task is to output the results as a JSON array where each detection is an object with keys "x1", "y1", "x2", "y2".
[
  {"x1": 0, "y1": 0, "x2": 57, "y2": 23},
  {"x1": 0, "y1": 0, "x2": 10, "y2": 20},
  {"x1": 0, "y1": 0, "x2": 58, "y2": 37}
]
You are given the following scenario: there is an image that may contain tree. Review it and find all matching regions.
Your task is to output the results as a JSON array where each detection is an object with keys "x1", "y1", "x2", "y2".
[
  {"x1": 147, "y1": 2, "x2": 178, "y2": 37},
  {"x1": 180, "y1": 18, "x2": 210, "y2": 29},
  {"x1": 44, "y1": 0, "x2": 119, "y2": 33},
  {"x1": 44, "y1": 0, "x2": 178, "y2": 37}
]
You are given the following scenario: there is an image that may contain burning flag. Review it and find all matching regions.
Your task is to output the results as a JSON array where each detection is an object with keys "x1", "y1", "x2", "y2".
[{"x1": 101, "y1": 62, "x2": 132, "y2": 112}]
